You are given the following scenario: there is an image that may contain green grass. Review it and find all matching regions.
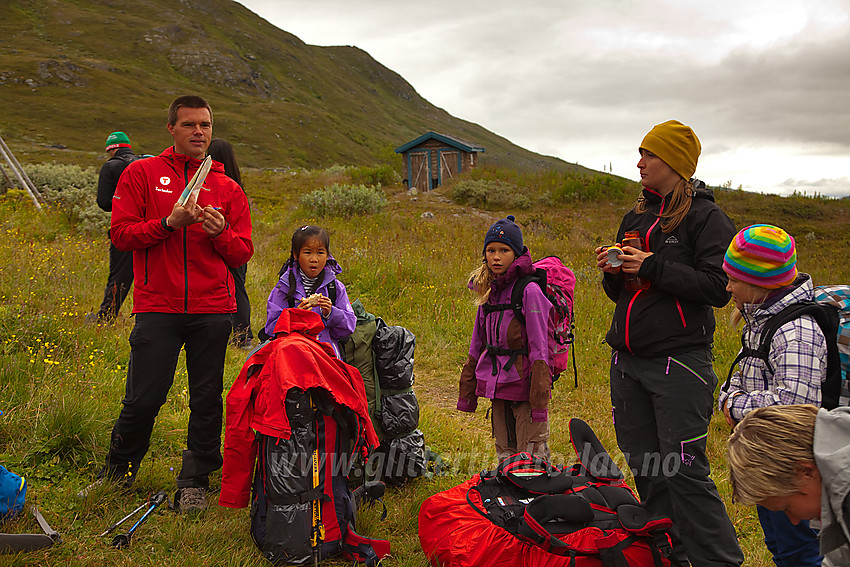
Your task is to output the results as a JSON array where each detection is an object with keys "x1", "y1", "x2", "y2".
[{"x1": 1, "y1": 165, "x2": 849, "y2": 566}]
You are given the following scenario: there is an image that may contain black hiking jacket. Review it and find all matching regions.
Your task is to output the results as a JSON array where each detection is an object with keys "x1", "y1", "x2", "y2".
[
  {"x1": 96, "y1": 147, "x2": 138, "y2": 212},
  {"x1": 602, "y1": 181, "x2": 735, "y2": 358}
]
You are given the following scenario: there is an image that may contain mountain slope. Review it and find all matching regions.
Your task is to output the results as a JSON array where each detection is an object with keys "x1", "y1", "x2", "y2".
[{"x1": 0, "y1": 0, "x2": 594, "y2": 174}]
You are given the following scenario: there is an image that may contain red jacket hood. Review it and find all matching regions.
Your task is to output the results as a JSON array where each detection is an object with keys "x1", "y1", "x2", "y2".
[
  {"x1": 161, "y1": 145, "x2": 226, "y2": 175},
  {"x1": 272, "y1": 307, "x2": 325, "y2": 339}
]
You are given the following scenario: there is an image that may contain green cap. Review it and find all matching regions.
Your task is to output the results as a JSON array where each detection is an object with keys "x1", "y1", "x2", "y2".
[{"x1": 105, "y1": 131, "x2": 131, "y2": 151}]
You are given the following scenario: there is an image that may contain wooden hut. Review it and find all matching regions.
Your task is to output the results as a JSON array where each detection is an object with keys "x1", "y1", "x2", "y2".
[{"x1": 395, "y1": 131, "x2": 485, "y2": 191}]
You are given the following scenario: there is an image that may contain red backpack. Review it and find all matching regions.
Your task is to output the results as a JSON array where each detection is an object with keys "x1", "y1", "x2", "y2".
[{"x1": 418, "y1": 418, "x2": 673, "y2": 567}]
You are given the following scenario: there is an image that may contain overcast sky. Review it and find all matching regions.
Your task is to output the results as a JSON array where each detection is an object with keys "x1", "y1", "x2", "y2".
[{"x1": 239, "y1": 0, "x2": 850, "y2": 197}]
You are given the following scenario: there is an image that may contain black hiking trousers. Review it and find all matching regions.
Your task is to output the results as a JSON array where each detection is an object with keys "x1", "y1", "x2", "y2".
[
  {"x1": 96, "y1": 240, "x2": 133, "y2": 320},
  {"x1": 228, "y1": 263, "x2": 253, "y2": 344},
  {"x1": 610, "y1": 348, "x2": 744, "y2": 567},
  {"x1": 105, "y1": 312, "x2": 232, "y2": 489}
]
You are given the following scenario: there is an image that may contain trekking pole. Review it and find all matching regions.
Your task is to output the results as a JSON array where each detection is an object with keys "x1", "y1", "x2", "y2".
[
  {"x1": 310, "y1": 400, "x2": 324, "y2": 567},
  {"x1": 100, "y1": 502, "x2": 148, "y2": 537},
  {"x1": 111, "y1": 491, "x2": 168, "y2": 549}
]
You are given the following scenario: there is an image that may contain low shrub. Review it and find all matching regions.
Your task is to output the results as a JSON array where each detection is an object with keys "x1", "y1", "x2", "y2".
[
  {"x1": 322, "y1": 164, "x2": 350, "y2": 177},
  {"x1": 451, "y1": 178, "x2": 533, "y2": 210},
  {"x1": 348, "y1": 164, "x2": 401, "y2": 187},
  {"x1": 454, "y1": 165, "x2": 637, "y2": 205},
  {"x1": 301, "y1": 183, "x2": 387, "y2": 217},
  {"x1": 0, "y1": 188, "x2": 32, "y2": 210},
  {"x1": 24, "y1": 162, "x2": 107, "y2": 233}
]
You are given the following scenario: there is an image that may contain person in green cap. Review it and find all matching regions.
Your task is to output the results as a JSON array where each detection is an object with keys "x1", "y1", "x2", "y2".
[{"x1": 87, "y1": 131, "x2": 141, "y2": 323}]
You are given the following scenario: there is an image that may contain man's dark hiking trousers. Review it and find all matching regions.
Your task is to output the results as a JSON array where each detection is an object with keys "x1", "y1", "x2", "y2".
[
  {"x1": 610, "y1": 348, "x2": 744, "y2": 567},
  {"x1": 106, "y1": 312, "x2": 232, "y2": 489},
  {"x1": 96, "y1": 240, "x2": 133, "y2": 319},
  {"x1": 229, "y1": 263, "x2": 253, "y2": 343}
]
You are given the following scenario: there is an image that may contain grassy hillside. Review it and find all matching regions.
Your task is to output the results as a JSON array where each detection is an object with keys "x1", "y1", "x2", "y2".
[
  {"x1": 1, "y1": 164, "x2": 849, "y2": 565},
  {"x1": 0, "y1": 0, "x2": 595, "y2": 177}
]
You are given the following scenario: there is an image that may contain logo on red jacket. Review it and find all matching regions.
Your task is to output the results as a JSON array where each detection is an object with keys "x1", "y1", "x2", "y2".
[{"x1": 155, "y1": 176, "x2": 174, "y2": 194}]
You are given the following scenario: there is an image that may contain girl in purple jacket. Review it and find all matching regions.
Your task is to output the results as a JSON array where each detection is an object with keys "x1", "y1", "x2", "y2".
[
  {"x1": 457, "y1": 216, "x2": 553, "y2": 460},
  {"x1": 263, "y1": 225, "x2": 356, "y2": 358}
]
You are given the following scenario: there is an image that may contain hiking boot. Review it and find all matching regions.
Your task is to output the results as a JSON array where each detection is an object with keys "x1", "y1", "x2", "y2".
[
  {"x1": 175, "y1": 487, "x2": 208, "y2": 513},
  {"x1": 77, "y1": 477, "x2": 105, "y2": 498}
]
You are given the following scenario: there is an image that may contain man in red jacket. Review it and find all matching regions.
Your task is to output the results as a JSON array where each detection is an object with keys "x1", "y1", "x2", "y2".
[{"x1": 79, "y1": 95, "x2": 253, "y2": 513}]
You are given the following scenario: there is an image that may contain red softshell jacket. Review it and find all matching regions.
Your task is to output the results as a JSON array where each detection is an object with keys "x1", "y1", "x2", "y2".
[
  {"x1": 111, "y1": 146, "x2": 253, "y2": 314},
  {"x1": 219, "y1": 309, "x2": 378, "y2": 508}
]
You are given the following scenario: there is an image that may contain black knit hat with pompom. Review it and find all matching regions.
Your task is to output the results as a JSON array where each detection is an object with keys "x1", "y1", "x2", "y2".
[{"x1": 483, "y1": 215, "x2": 524, "y2": 257}]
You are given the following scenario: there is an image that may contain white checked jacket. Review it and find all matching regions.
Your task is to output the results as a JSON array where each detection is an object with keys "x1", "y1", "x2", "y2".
[{"x1": 719, "y1": 274, "x2": 827, "y2": 421}]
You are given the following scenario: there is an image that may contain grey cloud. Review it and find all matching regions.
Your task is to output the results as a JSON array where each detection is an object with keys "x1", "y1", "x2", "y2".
[
  {"x1": 780, "y1": 177, "x2": 850, "y2": 188},
  {"x1": 451, "y1": 28, "x2": 850, "y2": 154}
]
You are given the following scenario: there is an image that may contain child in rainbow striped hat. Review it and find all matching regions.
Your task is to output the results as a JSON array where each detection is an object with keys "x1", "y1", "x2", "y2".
[{"x1": 720, "y1": 223, "x2": 826, "y2": 566}]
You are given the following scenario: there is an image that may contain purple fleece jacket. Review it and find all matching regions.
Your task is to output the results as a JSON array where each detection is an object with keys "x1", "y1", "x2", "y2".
[
  {"x1": 457, "y1": 251, "x2": 553, "y2": 421},
  {"x1": 264, "y1": 257, "x2": 356, "y2": 358}
]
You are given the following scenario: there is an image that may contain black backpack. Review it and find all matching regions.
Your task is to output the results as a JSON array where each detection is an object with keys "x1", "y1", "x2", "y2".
[
  {"x1": 113, "y1": 151, "x2": 141, "y2": 166},
  {"x1": 340, "y1": 300, "x2": 428, "y2": 485},
  {"x1": 722, "y1": 286, "x2": 850, "y2": 410},
  {"x1": 250, "y1": 387, "x2": 389, "y2": 566}
]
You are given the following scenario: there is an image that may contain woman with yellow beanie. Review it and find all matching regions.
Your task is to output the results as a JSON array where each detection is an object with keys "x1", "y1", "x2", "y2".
[{"x1": 594, "y1": 120, "x2": 743, "y2": 566}]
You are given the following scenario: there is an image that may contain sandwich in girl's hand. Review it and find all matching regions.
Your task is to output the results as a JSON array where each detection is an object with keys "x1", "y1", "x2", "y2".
[{"x1": 262, "y1": 225, "x2": 357, "y2": 359}]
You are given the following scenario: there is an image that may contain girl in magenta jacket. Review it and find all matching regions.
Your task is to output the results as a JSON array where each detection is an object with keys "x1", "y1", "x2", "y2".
[{"x1": 457, "y1": 215, "x2": 552, "y2": 460}]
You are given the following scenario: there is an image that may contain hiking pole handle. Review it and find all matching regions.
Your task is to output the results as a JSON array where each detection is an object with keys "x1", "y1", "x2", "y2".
[
  {"x1": 130, "y1": 491, "x2": 168, "y2": 531},
  {"x1": 100, "y1": 502, "x2": 147, "y2": 537},
  {"x1": 131, "y1": 491, "x2": 168, "y2": 529},
  {"x1": 148, "y1": 490, "x2": 168, "y2": 507},
  {"x1": 111, "y1": 491, "x2": 169, "y2": 548}
]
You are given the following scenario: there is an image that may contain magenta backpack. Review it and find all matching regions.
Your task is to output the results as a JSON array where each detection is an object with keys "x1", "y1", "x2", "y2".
[{"x1": 502, "y1": 256, "x2": 577, "y2": 385}]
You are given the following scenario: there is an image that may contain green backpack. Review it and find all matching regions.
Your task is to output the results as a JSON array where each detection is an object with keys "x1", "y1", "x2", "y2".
[
  {"x1": 341, "y1": 299, "x2": 387, "y2": 439},
  {"x1": 341, "y1": 300, "x2": 433, "y2": 485}
]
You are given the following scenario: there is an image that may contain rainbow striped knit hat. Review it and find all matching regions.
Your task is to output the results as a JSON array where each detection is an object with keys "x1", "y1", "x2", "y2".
[{"x1": 723, "y1": 224, "x2": 797, "y2": 289}]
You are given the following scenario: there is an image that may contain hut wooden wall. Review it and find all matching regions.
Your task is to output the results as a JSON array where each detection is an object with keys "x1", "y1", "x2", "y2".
[{"x1": 401, "y1": 139, "x2": 478, "y2": 191}]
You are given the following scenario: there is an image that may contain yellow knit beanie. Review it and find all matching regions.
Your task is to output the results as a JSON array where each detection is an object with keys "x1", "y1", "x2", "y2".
[{"x1": 639, "y1": 120, "x2": 701, "y2": 180}]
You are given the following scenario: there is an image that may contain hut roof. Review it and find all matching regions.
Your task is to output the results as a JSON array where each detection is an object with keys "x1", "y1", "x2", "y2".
[{"x1": 394, "y1": 131, "x2": 485, "y2": 154}]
